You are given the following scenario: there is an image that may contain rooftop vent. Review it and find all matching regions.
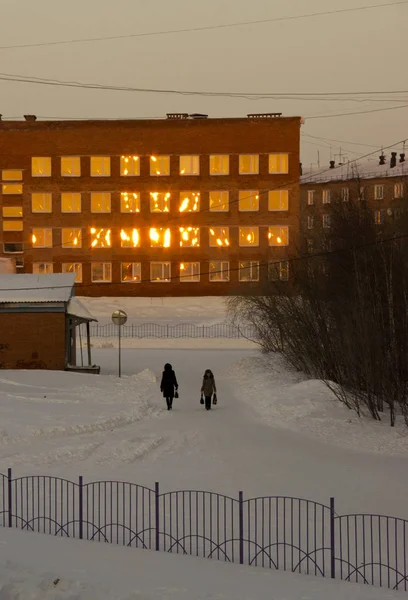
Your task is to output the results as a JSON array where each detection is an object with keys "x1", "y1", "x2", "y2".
[
  {"x1": 166, "y1": 113, "x2": 189, "y2": 120},
  {"x1": 379, "y1": 154, "x2": 386, "y2": 166},
  {"x1": 329, "y1": 160, "x2": 335, "y2": 169},
  {"x1": 24, "y1": 115, "x2": 37, "y2": 122},
  {"x1": 189, "y1": 113, "x2": 208, "y2": 119},
  {"x1": 400, "y1": 153, "x2": 406, "y2": 163},
  {"x1": 390, "y1": 152, "x2": 397, "y2": 168},
  {"x1": 247, "y1": 113, "x2": 282, "y2": 118}
]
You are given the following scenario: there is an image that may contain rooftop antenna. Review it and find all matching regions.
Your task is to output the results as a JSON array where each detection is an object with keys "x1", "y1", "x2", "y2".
[{"x1": 317, "y1": 150, "x2": 320, "y2": 168}]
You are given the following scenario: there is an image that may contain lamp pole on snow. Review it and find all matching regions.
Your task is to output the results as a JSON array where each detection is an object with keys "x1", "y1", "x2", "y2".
[{"x1": 111, "y1": 310, "x2": 128, "y2": 378}]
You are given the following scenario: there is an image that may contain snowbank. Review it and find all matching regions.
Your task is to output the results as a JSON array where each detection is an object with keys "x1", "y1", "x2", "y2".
[{"x1": 0, "y1": 528, "x2": 401, "y2": 599}]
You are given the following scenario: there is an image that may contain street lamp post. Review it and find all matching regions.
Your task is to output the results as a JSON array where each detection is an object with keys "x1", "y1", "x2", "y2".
[{"x1": 111, "y1": 310, "x2": 128, "y2": 377}]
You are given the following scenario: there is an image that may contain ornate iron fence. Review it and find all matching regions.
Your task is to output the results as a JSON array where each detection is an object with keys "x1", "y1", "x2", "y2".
[
  {"x1": 89, "y1": 322, "x2": 256, "y2": 339},
  {"x1": 0, "y1": 469, "x2": 407, "y2": 591}
]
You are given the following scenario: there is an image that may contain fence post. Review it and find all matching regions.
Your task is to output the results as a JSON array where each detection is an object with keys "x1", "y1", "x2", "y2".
[
  {"x1": 330, "y1": 497, "x2": 336, "y2": 579},
  {"x1": 237, "y1": 326, "x2": 241, "y2": 339},
  {"x1": 78, "y1": 476, "x2": 83, "y2": 540},
  {"x1": 155, "y1": 482, "x2": 160, "y2": 551},
  {"x1": 7, "y1": 468, "x2": 12, "y2": 528},
  {"x1": 239, "y1": 491, "x2": 244, "y2": 565}
]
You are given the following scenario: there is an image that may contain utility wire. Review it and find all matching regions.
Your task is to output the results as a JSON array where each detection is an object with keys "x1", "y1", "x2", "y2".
[
  {"x1": 305, "y1": 104, "x2": 408, "y2": 119},
  {"x1": 0, "y1": 1, "x2": 406, "y2": 51}
]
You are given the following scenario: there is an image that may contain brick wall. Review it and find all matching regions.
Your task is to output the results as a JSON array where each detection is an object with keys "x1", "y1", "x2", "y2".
[
  {"x1": 0, "y1": 117, "x2": 301, "y2": 296},
  {"x1": 0, "y1": 312, "x2": 66, "y2": 370}
]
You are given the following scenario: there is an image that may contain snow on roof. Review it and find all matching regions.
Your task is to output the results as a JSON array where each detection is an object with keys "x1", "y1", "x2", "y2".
[
  {"x1": 0, "y1": 273, "x2": 76, "y2": 303},
  {"x1": 67, "y1": 297, "x2": 97, "y2": 322},
  {"x1": 301, "y1": 155, "x2": 407, "y2": 185}
]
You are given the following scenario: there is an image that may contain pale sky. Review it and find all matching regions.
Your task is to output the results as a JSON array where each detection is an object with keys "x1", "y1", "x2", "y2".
[{"x1": 0, "y1": 0, "x2": 406, "y2": 169}]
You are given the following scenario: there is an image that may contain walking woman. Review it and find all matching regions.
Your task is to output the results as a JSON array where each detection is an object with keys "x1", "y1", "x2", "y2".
[
  {"x1": 160, "y1": 363, "x2": 178, "y2": 410},
  {"x1": 201, "y1": 369, "x2": 217, "y2": 411}
]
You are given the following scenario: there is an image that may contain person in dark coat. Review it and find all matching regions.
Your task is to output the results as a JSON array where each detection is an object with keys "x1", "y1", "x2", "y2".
[
  {"x1": 160, "y1": 363, "x2": 178, "y2": 410},
  {"x1": 201, "y1": 369, "x2": 216, "y2": 411}
]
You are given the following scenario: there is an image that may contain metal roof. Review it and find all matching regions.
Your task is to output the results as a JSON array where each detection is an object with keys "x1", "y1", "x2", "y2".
[
  {"x1": 67, "y1": 297, "x2": 97, "y2": 322},
  {"x1": 301, "y1": 158, "x2": 407, "y2": 185},
  {"x1": 0, "y1": 274, "x2": 76, "y2": 303}
]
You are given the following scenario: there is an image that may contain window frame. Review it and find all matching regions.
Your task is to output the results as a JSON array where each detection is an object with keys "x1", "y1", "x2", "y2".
[
  {"x1": 2, "y1": 183, "x2": 23, "y2": 195},
  {"x1": 149, "y1": 228, "x2": 171, "y2": 248},
  {"x1": 268, "y1": 261, "x2": 289, "y2": 282},
  {"x1": 91, "y1": 192, "x2": 111, "y2": 213},
  {"x1": 374, "y1": 185, "x2": 384, "y2": 200},
  {"x1": 2, "y1": 206, "x2": 22, "y2": 217},
  {"x1": 121, "y1": 192, "x2": 140, "y2": 213},
  {"x1": 209, "y1": 191, "x2": 229, "y2": 212},
  {"x1": 90, "y1": 156, "x2": 111, "y2": 177},
  {"x1": 90, "y1": 228, "x2": 112, "y2": 248},
  {"x1": 2, "y1": 170, "x2": 23, "y2": 181},
  {"x1": 3, "y1": 242, "x2": 23, "y2": 254},
  {"x1": 374, "y1": 209, "x2": 385, "y2": 225},
  {"x1": 179, "y1": 191, "x2": 200, "y2": 213},
  {"x1": 61, "y1": 192, "x2": 81, "y2": 213},
  {"x1": 239, "y1": 154, "x2": 259, "y2": 175},
  {"x1": 179, "y1": 227, "x2": 200, "y2": 248},
  {"x1": 150, "y1": 261, "x2": 171, "y2": 283},
  {"x1": 394, "y1": 183, "x2": 404, "y2": 199},
  {"x1": 150, "y1": 192, "x2": 171, "y2": 213},
  {"x1": 238, "y1": 190, "x2": 259, "y2": 212},
  {"x1": 307, "y1": 215, "x2": 314, "y2": 230},
  {"x1": 91, "y1": 262, "x2": 112, "y2": 283},
  {"x1": 341, "y1": 187, "x2": 350, "y2": 202},
  {"x1": 269, "y1": 153, "x2": 289, "y2": 174},
  {"x1": 180, "y1": 261, "x2": 200, "y2": 282},
  {"x1": 209, "y1": 227, "x2": 230, "y2": 248},
  {"x1": 61, "y1": 228, "x2": 82, "y2": 249},
  {"x1": 268, "y1": 190, "x2": 289, "y2": 211},
  {"x1": 322, "y1": 214, "x2": 331, "y2": 229},
  {"x1": 32, "y1": 157, "x2": 51, "y2": 178},
  {"x1": 120, "y1": 228, "x2": 141, "y2": 248},
  {"x1": 120, "y1": 155, "x2": 140, "y2": 177},
  {"x1": 62, "y1": 263, "x2": 83, "y2": 283},
  {"x1": 61, "y1": 156, "x2": 81, "y2": 177},
  {"x1": 32, "y1": 262, "x2": 53, "y2": 275},
  {"x1": 322, "y1": 189, "x2": 331, "y2": 204},
  {"x1": 32, "y1": 228, "x2": 53, "y2": 248},
  {"x1": 3, "y1": 221, "x2": 23, "y2": 232},
  {"x1": 239, "y1": 226, "x2": 259, "y2": 247},
  {"x1": 268, "y1": 225, "x2": 289, "y2": 247},
  {"x1": 209, "y1": 155, "x2": 229, "y2": 176},
  {"x1": 121, "y1": 262, "x2": 142, "y2": 283},
  {"x1": 150, "y1": 155, "x2": 170, "y2": 176},
  {"x1": 209, "y1": 260, "x2": 230, "y2": 282},
  {"x1": 239, "y1": 261, "x2": 260, "y2": 282},
  {"x1": 307, "y1": 190, "x2": 315, "y2": 206},
  {"x1": 31, "y1": 193, "x2": 52, "y2": 213},
  {"x1": 179, "y1": 155, "x2": 200, "y2": 176}
]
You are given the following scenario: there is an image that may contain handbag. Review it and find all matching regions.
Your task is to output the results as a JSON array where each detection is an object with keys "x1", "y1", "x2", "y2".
[
  {"x1": 200, "y1": 394, "x2": 204, "y2": 405},
  {"x1": 175, "y1": 391, "x2": 179, "y2": 399},
  {"x1": 213, "y1": 393, "x2": 218, "y2": 405}
]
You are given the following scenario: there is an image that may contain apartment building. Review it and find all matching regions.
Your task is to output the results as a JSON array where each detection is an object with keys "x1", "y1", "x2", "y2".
[
  {"x1": 300, "y1": 152, "x2": 407, "y2": 252},
  {"x1": 0, "y1": 113, "x2": 301, "y2": 296}
]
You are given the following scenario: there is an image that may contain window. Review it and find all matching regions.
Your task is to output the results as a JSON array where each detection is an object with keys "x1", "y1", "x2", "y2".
[
  {"x1": 61, "y1": 193, "x2": 81, "y2": 213},
  {"x1": 150, "y1": 228, "x2": 171, "y2": 248},
  {"x1": 2, "y1": 207, "x2": 22, "y2": 217},
  {"x1": 180, "y1": 262, "x2": 200, "y2": 282},
  {"x1": 239, "y1": 227, "x2": 259, "y2": 247},
  {"x1": 90, "y1": 228, "x2": 111, "y2": 248},
  {"x1": 2, "y1": 170, "x2": 22, "y2": 181},
  {"x1": 3, "y1": 221, "x2": 23, "y2": 231},
  {"x1": 91, "y1": 263, "x2": 112, "y2": 282},
  {"x1": 32, "y1": 262, "x2": 53, "y2": 275},
  {"x1": 374, "y1": 185, "x2": 384, "y2": 200},
  {"x1": 91, "y1": 192, "x2": 111, "y2": 213},
  {"x1": 269, "y1": 153, "x2": 289, "y2": 174},
  {"x1": 307, "y1": 239, "x2": 314, "y2": 254},
  {"x1": 359, "y1": 186, "x2": 365, "y2": 200},
  {"x1": 61, "y1": 157, "x2": 81, "y2": 177},
  {"x1": 239, "y1": 155, "x2": 259, "y2": 174},
  {"x1": 2, "y1": 184, "x2": 23, "y2": 195},
  {"x1": 180, "y1": 155, "x2": 200, "y2": 175},
  {"x1": 150, "y1": 155, "x2": 170, "y2": 176},
  {"x1": 239, "y1": 261, "x2": 259, "y2": 282},
  {"x1": 151, "y1": 262, "x2": 171, "y2": 282},
  {"x1": 322, "y1": 189, "x2": 331, "y2": 204},
  {"x1": 15, "y1": 259, "x2": 24, "y2": 269},
  {"x1": 62, "y1": 263, "x2": 83, "y2": 282},
  {"x1": 32, "y1": 228, "x2": 52, "y2": 247},
  {"x1": 121, "y1": 262, "x2": 141, "y2": 283},
  {"x1": 307, "y1": 190, "x2": 315, "y2": 205},
  {"x1": 341, "y1": 187, "x2": 349, "y2": 202},
  {"x1": 91, "y1": 157, "x2": 110, "y2": 177},
  {"x1": 307, "y1": 215, "x2": 314, "y2": 229},
  {"x1": 3, "y1": 242, "x2": 23, "y2": 254},
  {"x1": 32, "y1": 157, "x2": 51, "y2": 177},
  {"x1": 269, "y1": 190, "x2": 289, "y2": 211},
  {"x1": 121, "y1": 192, "x2": 140, "y2": 213},
  {"x1": 374, "y1": 210, "x2": 385, "y2": 225},
  {"x1": 32, "y1": 193, "x2": 52, "y2": 213},
  {"x1": 209, "y1": 227, "x2": 230, "y2": 247},
  {"x1": 120, "y1": 229, "x2": 140, "y2": 248},
  {"x1": 322, "y1": 214, "x2": 331, "y2": 229},
  {"x1": 268, "y1": 226, "x2": 289, "y2": 246},
  {"x1": 62, "y1": 228, "x2": 82, "y2": 248},
  {"x1": 209, "y1": 191, "x2": 229, "y2": 212},
  {"x1": 150, "y1": 192, "x2": 170, "y2": 213},
  {"x1": 209, "y1": 260, "x2": 230, "y2": 282},
  {"x1": 239, "y1": 190, "x2": 259, "y2": 211},
  {"x1": 210, "y1": 155, "x2": 229, "y2": 175},
  {"x1": 394, "y1": 183, "x2": 404, "y2": 198},
  {"x1": 179, "y1": 227, "x2": 200, "y2": 247},
  {"x1": 120, "y1": 155, "x2": 140, "y2": 176},
  {"x1": 179, "y1": 191, "x2": 200, "y2": 212},
  {"x1": 268, "y1": 261, "x2": 289, "y2": 282}
]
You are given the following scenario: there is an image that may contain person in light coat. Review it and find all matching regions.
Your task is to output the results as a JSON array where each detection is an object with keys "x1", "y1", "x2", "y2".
[
  {"x1": 160, "y1": 363, "x2": 178, "y2": 411},
  {"x1": 201, "y1": 369, "x2": 216, "y2": 411}
]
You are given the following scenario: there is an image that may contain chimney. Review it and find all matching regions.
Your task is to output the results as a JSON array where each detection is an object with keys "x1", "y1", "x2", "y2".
[
  {"x1": 390, "y1": 152, "x2": 397, "y2": 168},
  {"x1": 379, "y1": 154, "x2": 386, "y2": 165},
  {"x1": 189, "y1": 113, "x2": 208, "y2": 120},
  {"x1": 300, "y1": 162, "x2": 303, "y2": 176},
  {"x1": 400, "y1": 153, "x2": 406, "y2": 163},
  {"x1": 24, "y1": 115, "x2": 37, "y2": 122},
  {"x1": 330, "y1": 160, "x2": 335, "y2": 169},
  {"x1": 0, "y1": 114, "x2": 2, "y2": 121}
]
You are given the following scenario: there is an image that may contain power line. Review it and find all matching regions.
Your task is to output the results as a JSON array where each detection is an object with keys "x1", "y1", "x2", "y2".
[
  {"x1": 301, "y1": 134, "x2": 380, "y2": 148},
  {"x1": 305, "y1": 104, "x2": 408, "y2": 119},
  {"x1": 0, "y1": 1, "x2": 406, "y2": 51}
]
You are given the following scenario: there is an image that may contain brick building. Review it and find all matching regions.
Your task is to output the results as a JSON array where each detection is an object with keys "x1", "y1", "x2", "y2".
[
  {"x1": 0, "y1": 114, "x2": 301, "y2": 296},
  {"x1": 300, "y1": 152, "x2": 407, "y2": 252}
]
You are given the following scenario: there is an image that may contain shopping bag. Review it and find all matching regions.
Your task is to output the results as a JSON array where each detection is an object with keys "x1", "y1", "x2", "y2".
[
  {"x1": 213, "y1": 393, "x2": 218, "y2": 405},
  {"x1": 200, "y1": 395, "x2": 204, "y2": 405},
  {"x1": 175, "y1": 391, "x2": 179, "y2": 399}
]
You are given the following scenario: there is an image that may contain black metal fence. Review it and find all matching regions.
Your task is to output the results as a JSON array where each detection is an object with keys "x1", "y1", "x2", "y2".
[
  {"x1": 1, "y1": 469, "x2": 407, "y2": 591},
  {"x1": 89, "y1": 322, "x2": 256, "y2": 339}
]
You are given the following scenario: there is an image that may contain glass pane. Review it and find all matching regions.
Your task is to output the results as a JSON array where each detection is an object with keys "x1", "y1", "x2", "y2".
[
  {"x1": 3, "y1": 221, "x2": 23, "y2": 231},
  {"x1": 120, "y1": 156, "x2": 140, "y2": 176},
  {"x1": 209, "y1": 227, "x2": 229, "y2": 247},
  {"x1": 150, "y1": 192, "x2": 170, "y2": 213},
  {"x1": 91, "y1": 157, "x2": 110, "y2": 176},
  {"x1": 180, "y1": 156, "x2": 200, "y2": 175},
  {"x1": 209, "y1": 191, "x2": 229, "y2": 212},
  {"x1": 179, "y1": 192, "x2": 200, "y2": 212},
  {"x1": 61, "y1": 157, "x2": 81, "y2": 176},
  {"x1": 61, "y1": 193, "x2": 81, "y2": 212},
  {"x1": 2, "y1": 170, "x2": 23, "y2": 181},
  {"x1": 179, "y1": 227, "x2": 200, "y2": 247},
  {"x1": 239, "y1": 155, "x2": 259, "y2": 174},
  {"x1": 150, "y1": 228, "x2": 171, "y2": 248},
  {"x1": 90, "y1": 228, "x2": 111, "y2": 248},
  {"x1": 2, "y1": 207, "x2": 22, "y2": 217},
  {"x1": 91, "y1": 193, "x2": 111, "y2": 212},
  {"x1": 120, "y1": 229, "x2": 140, "y2": 247},
  {"x1": 150, "y1": 156, "x2": 170, "y2": 176},
  {"x1": 32, "y1": 157, "x2": 51, "y2": 177},
  {"x1": 268, "y1": 226, "x2": 289, "y2": 246},
  {"x1": 62, "y1": 229, "x2": 82, "y2": 248},
  {"x1": 239, "y1": 227, "x2": 259, "y2": 246},
  {"x1": 239, "y1": 191, "x2": 259, "y2": 211},
  {"x1": 121, "y1": 192, "x2": 140, "y2": 213},
  {"x1": 210, "y1": 155, "x2": 229, "y2": 175},
  {"x1": 3, "y1": 184, "x2": 23, "y2": 195}
]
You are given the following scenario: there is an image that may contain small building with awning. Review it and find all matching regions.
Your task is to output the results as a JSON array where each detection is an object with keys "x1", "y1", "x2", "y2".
[{"x1": 0, "y1": 273, "x2": 100, "y2": 373}]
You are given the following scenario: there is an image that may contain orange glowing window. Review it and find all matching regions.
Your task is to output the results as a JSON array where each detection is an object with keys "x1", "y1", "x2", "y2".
[
  {"x1": 180, "y1": 262, "x2": 200, "y2": 282},
  {"x1": 62, "y1": 228, "x2": 82, "y2": 248},
  {"x1": 2, "y1": 170, "x2": 22, "y2": 181},
  {"x1": 121, "y1": 262, "x2": 141, "y2": 283},
  {"x1": 239, "y1": 155, "x2": 259, "y2": 174},
  {"x1": 61, "y1": 193, "x2": 81, "y2": 213},
  {"x1": 209, "y1": 191, "x2": 229, "y2": 212},
  {"x1": 268, "y1": 226, "x2": 289, "y2": 246},
  {"x1": 32, "y1": 157, "x2": 51, "y2": 177},
  {"x1": 91, "y1": 157, "x2": 111, "y2": 177},
  {"x1": 209, "y1": 227, "x2": 229, "y2": 248},
  {"x1": 121, "y1": 192, "x2": 140, "y2": 213},
  {"x1": 180, "y1": 155, "x2": 200, "y2": 175},
  {"x1": 150, "y1": 262, "x2": 171, "y2": 282},
  {"x1": 32, "y1": 228, "x2": 52, "y2": 247},
  {"x1": 149, "y1": 228, "x2": 171, "y2": 248},
  {"x1": 179, "y1": 227, "x2": 200, "y2": 247},
  {"x1": 90, "y1": 227, "x2": 112, "y2": 248},
  {"x1": 209, "y1": 155, "x2": 229, "y2": 176},
  {"x1": 150, "y1": 155, "x2": 170, "y2": 176},
  {"x1": 2, "y1": 206, "x2": 22, "y2": 217},
  {"x1": 3, "y1": 221, "x2": 23, "y2": 231},
  {"x1": 120, "y1": 228, "x2": 141, "y2": 248},
  {"x1": 2, "y1": 184, "x2": 23, "y2": 195},
  {"x1": 239, "y1": 227, "x2": 259, "y2": 247},
  {"x1": 150, "y1": 192, "x2": 170, "y2": 213},
  {"x1": 120, "y1": 155, "x2": 140, "y2": 176},
  {"x1": 209, "y1": 260, "x2": 230, "y2": 282},
  {"x1": 269, "y1": 153, "x2": 289, "y2": 174},
  {"x1": 91, "y1": 192, "x2": 111, "y2": 213},
  {"x1": 179, "y1": 191, "x2": 200, "y2": 212},
  {"x1": 239, "y1": 190, "x2": 259, "y2": 211},
  {"x1": 268, "y1": 190, "x2": 289, "y2": 211},
  {"x1": 239, "y1": 261, "x2": 260, "y2": 282},
  {"x1": 91, "y1": 262, "x2": 112, "y2": 282},
  {"x1": 61, "y1": 157, "x2": 81, "y2": 177},
  {"x1": 62, "y1": 263, "x2": 83, "y2": 282},
  {"x1": 32, "y1": 193, "x2": 52, "y2": 213}
]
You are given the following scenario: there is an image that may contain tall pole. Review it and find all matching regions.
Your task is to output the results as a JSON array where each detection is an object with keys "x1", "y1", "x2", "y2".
[{"x1": 118, "y1": 324, "x2": 122, "y2": 378}]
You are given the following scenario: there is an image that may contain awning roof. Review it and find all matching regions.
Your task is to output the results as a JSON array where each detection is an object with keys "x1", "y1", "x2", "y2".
[{"x1": 67, "y1": 297, "x2": 98, "y2": 322}]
